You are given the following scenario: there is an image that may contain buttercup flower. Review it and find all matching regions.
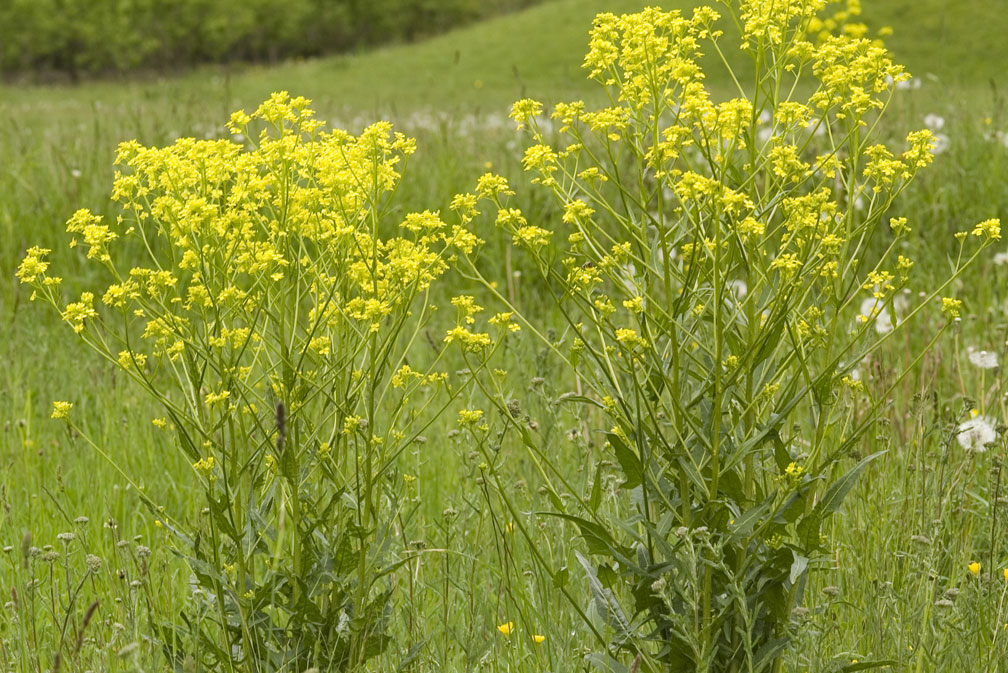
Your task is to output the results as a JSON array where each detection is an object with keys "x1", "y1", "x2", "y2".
[
  {"x1": 497, "y1": 621, "x2": 514, "y2": 636},
  {"x1": 968, "y1": 561, "x2": 981, "y2": 576}
]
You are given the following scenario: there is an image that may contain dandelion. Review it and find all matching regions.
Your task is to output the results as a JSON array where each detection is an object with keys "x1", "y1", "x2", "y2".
[
  {"x1": 969, "y1": 561, "x2": 981, "y2": 576},
  {"x1": 497, "y1": 621, "x2": 514, "y2": 636},
  {"x1": 859, "y1": 297, "x2": 893, "y2": 334},
  {"x1": 968, "y1": 348, "x2": 998, "y2": 369},
  {"x1": 932, "y1": 133, "x2": 950, "y2": 154},
  {"x1": 923, "y1": 114, "x2": 945, "y2": 131},
  {"x1": 957, "y1": 415, "x2": 997, "y2": 452}
]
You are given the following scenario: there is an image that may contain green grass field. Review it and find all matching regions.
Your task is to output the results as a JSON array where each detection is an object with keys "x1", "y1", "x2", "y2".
[{"x1": 3, "y1": 1, "x2": 1008, "y2": 671}]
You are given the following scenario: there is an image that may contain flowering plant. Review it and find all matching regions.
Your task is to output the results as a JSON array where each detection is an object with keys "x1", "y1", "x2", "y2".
[
  {"x1": 456, "y1": 2, "x2": 1000, "y2": 670},
  {"x1": 19, "y1": 92, "x2": 472, "y2": 670}
]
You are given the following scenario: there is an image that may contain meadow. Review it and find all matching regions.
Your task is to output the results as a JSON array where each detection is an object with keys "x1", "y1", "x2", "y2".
[{"x1": 3, "y1": 0, "x2": 1008, "y2": 671}]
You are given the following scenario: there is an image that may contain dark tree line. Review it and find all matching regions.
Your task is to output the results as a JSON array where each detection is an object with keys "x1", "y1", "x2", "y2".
[{"x1": 0, "y1": 0, "x2": 542, "y2": 79}]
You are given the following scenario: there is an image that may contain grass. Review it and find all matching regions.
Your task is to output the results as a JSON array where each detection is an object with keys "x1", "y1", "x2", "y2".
[{"x1": 3, "y1": 0, "x2": 1008, "y2": 671}]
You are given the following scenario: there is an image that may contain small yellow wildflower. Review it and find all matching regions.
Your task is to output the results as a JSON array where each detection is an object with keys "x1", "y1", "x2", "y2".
[
  {"x1": 941, "y1": 297, "x2": 962, "y2": 320},
  {"x1": 972, "y1": 218, "x2": 1001, "y2": 241},
  {"x1": 969, "y1": 561, "x2": 981, "y2": 576},
  {"x1": 193, "y1": 456, "x2": 215, "y2": 472},
  {"x1": 16, "y1": 246, "x2": 50, "y2": 284},
  {"x1": 497, "y1": 621, "x2": 514, "y2": 636},
  {"x1": 458, "y1": 409, "x2": 484, "y2": 426},
  {"x1": 62, "y1": 292, "x2": 97, "y2": 334},
  {"x1": 51, "y1": 401, "x2": 72, "y2": 420},
  {"x1": 532, "y1": 634, "x2": 545, "y2": 644},
  {"x1": 205, "y1": 390, "x2": 231, "y2": 406}
]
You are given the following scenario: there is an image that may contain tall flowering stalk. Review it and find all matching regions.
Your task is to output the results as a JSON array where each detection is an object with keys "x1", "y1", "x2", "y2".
[
  {"x1": 19, "y1": 92, "x2": 474, "y2": 671},
  {"x1": 454, "y1": 2, "x2": 999, "y2": 670}
]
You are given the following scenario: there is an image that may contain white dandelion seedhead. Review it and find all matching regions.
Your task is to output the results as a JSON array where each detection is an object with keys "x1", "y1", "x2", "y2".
[
  {"x1": 956, "y1": 415, "x2": 997, "y2": 453},
  {"x1": 859, "y1": 297, "x2": 893, "y2": 335},
  {"x1": 923, "y1": 114, "x2": 945, "y2": 131},
  {"x1": 932, "y1": 133, "x2": 950, "y2": 154},
  {"x1": 967, "y1": 347, "x2": 999, "y2": 369}
]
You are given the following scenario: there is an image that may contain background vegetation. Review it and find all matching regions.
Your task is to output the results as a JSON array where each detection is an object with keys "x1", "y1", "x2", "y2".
[
  {"x1": 0, "y1": 0, "x2": 542, "y2": 79},
  {"x1": 3, "y1": 0, "x2": 1008, "y2": 670}
]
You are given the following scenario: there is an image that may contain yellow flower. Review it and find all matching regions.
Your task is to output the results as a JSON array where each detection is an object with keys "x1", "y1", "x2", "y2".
[
  {"x1": 969, "y1": 561, "x2": 981, "y2": 576},
  {"x1": 532, "y1": 634, "x2": 545, "y2": 644},
  {"x1": 51, "y1": 401, "x2": 72, "y2": 420},
  {"x1": 1003, "y1": 567, "x2": 1008, "y2": 582},
  {"x1": 16, "y1": 246, "x2": 50, "y2": 284},
  {"x1": 497, "y1": 621, "x2": 514, "y2": 636}
]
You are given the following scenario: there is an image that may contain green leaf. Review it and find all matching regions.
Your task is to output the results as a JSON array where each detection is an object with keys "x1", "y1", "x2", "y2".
[
  {"x1": 585, "y1": 653, "x2": 629, "y2": 673},
  {"x1": 796, "y1": 510, "x2": 822, "y2": 551},
  {"x1": 789, "y1": 551, "x2": 809, "y2": 584},
  {"x1": 770, "y1": 429, "x2": 790, "y2": 472},
  {"x1": 815, "y1": 451, "x2": 886, "y2": 518},
  {"x1": 607, "y1": 431, "x2": 643, "y2": 489},
  {"x1": 589, "y1": 460, "x2": 603, "y2": 512},
  {"x1": 549, "y1": 513, "x2": 629, "y2": 560},
  {"x1": 553, "y1": 565, "x2": 569, "y2": 589},
  {"x1": 576, "y1": 551, "x2": 633, "y2": 641},
  {"x1": 730, "y1": 496, "x2": 773, "y2": 540}
]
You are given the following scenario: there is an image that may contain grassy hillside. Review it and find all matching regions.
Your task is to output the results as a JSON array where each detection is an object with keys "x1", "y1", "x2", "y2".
[{"x1": 3, "y1": 0, "x2": 1004, "y2": 119}]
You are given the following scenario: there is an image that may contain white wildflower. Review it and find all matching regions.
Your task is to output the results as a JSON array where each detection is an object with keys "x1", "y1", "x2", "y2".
[
  {"x1": 923, "y1": 114, "x2": 945, "y2": 131},
  {"x1": 932, "y1": 133, "x2": 950, "y2": 154}
]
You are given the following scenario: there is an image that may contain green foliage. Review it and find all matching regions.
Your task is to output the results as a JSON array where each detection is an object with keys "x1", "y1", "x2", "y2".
[
  {"x1": 454, "y1": 2, "x2": 1000, "y2": 671},
  {"x1": 0, "y1": 0, "x2": 542, "y2": 78},
  {"x1": 18, "y1": 92, "x2": 479, "y2": 671},
  {"x1": 5, "y1": 1, "x2": 1008, "y2": 672}
]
